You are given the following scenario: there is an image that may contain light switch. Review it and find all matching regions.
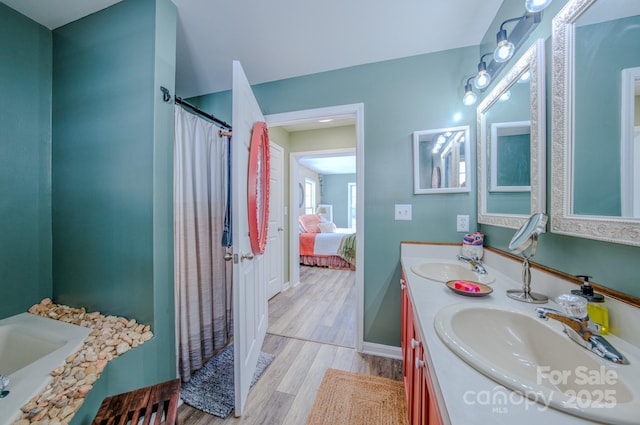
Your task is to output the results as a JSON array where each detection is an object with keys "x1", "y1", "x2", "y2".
[{"x1": 395, "y1": 204, "x2": 412, "y2": 221}]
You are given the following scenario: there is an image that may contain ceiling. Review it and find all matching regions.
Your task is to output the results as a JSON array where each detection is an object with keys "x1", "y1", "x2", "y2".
[
  {"x1": 299, "y1": 155, "x2": 356, "y2": 175},
  {"x1": 1, "y1": 0, "x2": 505, "y2": 98}
]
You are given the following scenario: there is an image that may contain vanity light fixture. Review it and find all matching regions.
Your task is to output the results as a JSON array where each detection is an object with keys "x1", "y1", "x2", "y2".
[
  {"x1": 493, "y1": 13, "x2": 541, "y2": 63},
  {"x1": 474, "y1": 53, "x2": 493, "y2": 90},
  {"x1": 462, "y1": 77, "x2": 477, "y2": 106},
  {"x1": 518, "y1": 70, "x2": 531, "y2": 83},
  {"x1": 525, "y1": 0, "x2": 553, "y2": 13}
]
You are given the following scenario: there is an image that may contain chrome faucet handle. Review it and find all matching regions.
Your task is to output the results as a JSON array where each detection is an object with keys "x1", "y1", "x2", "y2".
[
  {"x1": 555, "y1": 293, "x2": 589, "y2": 319},
  {"x1": 0, "y1": 374, "x2": 9, "y2": 398},
  {"x1": 456, "y1": 255, "x2": 487, "y2": 274}
]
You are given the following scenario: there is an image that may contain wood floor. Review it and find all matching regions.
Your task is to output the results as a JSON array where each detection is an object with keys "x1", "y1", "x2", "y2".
[
  {"x1": 177, "y1": 266, "x2": 402, "y2": 425},
  {"x1": 268, "y1": 266, "x2": 356, "y2": 347}
]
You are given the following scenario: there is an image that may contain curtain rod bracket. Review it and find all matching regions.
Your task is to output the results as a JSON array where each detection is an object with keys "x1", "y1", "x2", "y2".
[
  {"x1": 160, "y1": 86, "x2": 171, "y2": 103},
  {"x1": 219, "y1": 130, "x2": 232, "y2": 138}
]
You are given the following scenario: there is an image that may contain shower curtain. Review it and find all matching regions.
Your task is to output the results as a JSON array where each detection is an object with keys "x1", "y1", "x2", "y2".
[{"x1": 174, "y1": 106, "x2": 232, "y2": 382}]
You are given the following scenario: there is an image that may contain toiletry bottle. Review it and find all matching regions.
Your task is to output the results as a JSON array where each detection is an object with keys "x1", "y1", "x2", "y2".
[{"x1": 571, "y1": 275, "x2": 608, "y2": 334}]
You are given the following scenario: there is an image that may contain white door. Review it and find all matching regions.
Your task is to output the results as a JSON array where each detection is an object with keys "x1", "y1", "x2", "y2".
[
  {"x1": 232, "y1": 61, "x2": 268, "y2": 416},
  {"x1": 266, "y1": 143, "x2": 284, "y2": 299}
]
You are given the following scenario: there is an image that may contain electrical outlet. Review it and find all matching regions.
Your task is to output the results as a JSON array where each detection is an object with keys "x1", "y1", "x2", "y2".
[
  {"x1": 456, "y1": 215, "x2": 469, "y2": 232},
  {"x1": 395, "y1": 204, "x2": 412, "y2": 221}
]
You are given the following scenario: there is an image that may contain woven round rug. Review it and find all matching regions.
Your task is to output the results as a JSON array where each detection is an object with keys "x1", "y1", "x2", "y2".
[{"x1": 306, "y1": 368, "x2": 408, "y2": 425}]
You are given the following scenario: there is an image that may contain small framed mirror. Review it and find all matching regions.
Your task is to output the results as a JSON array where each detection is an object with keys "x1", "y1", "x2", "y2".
[
  {"x1": 478, "y1": 39, "x2": 546, "y2": 229},
  {"x1": 413, "y1": 125, "x2": 471, "y2": 194}
]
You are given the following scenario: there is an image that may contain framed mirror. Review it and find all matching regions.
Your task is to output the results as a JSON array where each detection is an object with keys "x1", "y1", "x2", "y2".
[
  {"x1": 551, "y1": 0, "x2": 640, "y2": 246},
  {"x1": 413, "y1": 126, "x2": 470, "y2": 194},
  {"x1": 248, "y1": 121, "x2": 270, "y2": 255},
  {"x1": 490, "y1": 120, "x2": 532, "y2": 192},
  {"x1": 477, "y1": 39, "x2": 546, "y2": 229}
]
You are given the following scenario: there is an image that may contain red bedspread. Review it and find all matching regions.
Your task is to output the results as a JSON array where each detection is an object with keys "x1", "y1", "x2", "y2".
[{"x1": 299, "y1": 233, "x2": 317, "y2": 256}]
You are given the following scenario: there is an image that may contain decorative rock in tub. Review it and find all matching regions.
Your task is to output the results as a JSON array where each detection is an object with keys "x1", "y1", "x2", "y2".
[{"x1": 13, "y1": 298, "x2": 153, "y2": 425}]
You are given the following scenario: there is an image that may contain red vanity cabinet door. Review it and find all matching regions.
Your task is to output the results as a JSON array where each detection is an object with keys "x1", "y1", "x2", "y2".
[{"x1": 401, "y1": 271, "x2": 444, "y2": 425}]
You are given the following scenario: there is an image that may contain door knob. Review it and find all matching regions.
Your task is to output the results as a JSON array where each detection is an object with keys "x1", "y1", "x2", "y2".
[
  {"x1": 224, "y1": 252, "x2": 233, "y2": 262},
  {"x1": 241, "y1": 252, "x2": 255, "y2": 261}
]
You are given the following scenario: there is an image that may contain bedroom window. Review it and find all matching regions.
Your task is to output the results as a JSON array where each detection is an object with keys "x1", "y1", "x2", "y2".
[
  {"x1": 348, "y1": 182, "x2": 356, "y2": 229},
  {"x1": 304, "y1": 178, "x2": 316, "y2": 215}
]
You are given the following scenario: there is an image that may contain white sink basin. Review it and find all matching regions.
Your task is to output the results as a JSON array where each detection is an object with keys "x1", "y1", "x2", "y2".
[
  {"x1": 411, "y1": 261, "x2": 495, "y2": 284},
  {"x1": 435, "y1": 303, "x2": 640, "y2": 424}
]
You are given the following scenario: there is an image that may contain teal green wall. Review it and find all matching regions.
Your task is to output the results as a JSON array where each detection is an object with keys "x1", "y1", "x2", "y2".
[
  {"x1": 573, "y1": 15, "x2": 640, "y2": 216},
  {"x1": 479, "y1": 0, "x2": 640, "y2": 299},
  {"x1": 0, "y1": 4, "x2": 52, "y2": 320},
  {"x1": 321, "y1": 173, "x2": 356, "y2": 228},
  {"x1": 192, "y1": 47, "x2": 479, "y2": 346},
  {"x1": 52, "y1": 0, "x2": 155, "y2": 321},
  {"x1": 495, "y1": 134, "x2": 530, "y2": 187},
  {"x1": 0, "y1": 0, "x2": 176, "y2": 421},
  {"x1": 50, "y1": 0, "x2": 176, "y2": 423}
]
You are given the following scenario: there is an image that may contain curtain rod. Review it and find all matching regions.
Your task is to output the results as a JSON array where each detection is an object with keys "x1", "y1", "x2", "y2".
[{"x1": 174, "y1": 96, "x2": 232, "y2": 130}]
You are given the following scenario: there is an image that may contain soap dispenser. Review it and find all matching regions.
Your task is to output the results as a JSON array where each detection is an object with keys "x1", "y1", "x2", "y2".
[
  {"x1": 571, "y1": 275, "x2": 604, "y2": 302},
  {"x1": 571, "y1": 275, "x2": 608, "y2": 334}
]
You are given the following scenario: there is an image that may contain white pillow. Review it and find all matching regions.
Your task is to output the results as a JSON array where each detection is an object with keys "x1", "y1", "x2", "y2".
[{"x1": 318, "y1": 222, "x2": 337, "y2": 233}]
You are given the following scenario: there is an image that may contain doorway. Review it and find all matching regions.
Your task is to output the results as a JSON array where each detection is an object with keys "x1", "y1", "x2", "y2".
[{"x1": 265, "y1": 103, "x2": 364, "y2": 352}]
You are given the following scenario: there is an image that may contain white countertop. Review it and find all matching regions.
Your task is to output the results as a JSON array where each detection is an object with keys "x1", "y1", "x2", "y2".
[{"x1": 400, "y1": 242, "x2": 640, "y2": 425}]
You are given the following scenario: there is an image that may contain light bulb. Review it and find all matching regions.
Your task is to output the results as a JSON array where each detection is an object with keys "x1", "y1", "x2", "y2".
[
  {"x1": 525, "y1": 0, "x2": 552, "y2": 13},
  {"x1": 474, "y1": 72, "x2": 491, "y2": 89},
  {"x1": 474, "y1": 60, "x2": 492, "y2": 89},
  {"x1": 499, "y1": 90, "x2": 512, "y2": 102},
  {"x1": 494, "y1": 41, "x2": 514, "y2": 62},
  {"x1": 519, "y1": 70, "x2": 531, "y2": 83},
  {"x1": 494, "y1": 29, "x2": 515, "y2": 63},
  {"x1": 463, "y1": 90, "x2": 477, "y2": 106}
]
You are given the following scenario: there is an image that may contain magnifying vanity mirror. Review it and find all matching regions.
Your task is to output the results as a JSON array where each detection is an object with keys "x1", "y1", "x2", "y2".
[
  {"x1": 507, "y1": 212, "x2": 549, "y2": 304},
  {"x1": 478, "y1": 39, "x2": 546, "y2": 229},
  {"x1": 413, "y1": 126, "x2": 470, "y2": 194},
  {"x1": 551, "y1": 0, "x2": 640, "y2": 246}
]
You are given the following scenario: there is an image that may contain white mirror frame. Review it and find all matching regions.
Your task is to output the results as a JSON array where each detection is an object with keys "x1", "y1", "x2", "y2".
[
  {"x1": 550, "y1": 0, "x2": 640, "y2": 246},
  {"x1": 478, "y1": 39, "x2": 546, "y2": 229}
]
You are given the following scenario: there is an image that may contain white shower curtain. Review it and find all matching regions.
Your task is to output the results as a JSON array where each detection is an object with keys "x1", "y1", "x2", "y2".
[{"x1": 174, "y1": 106, "x2": 232, "y2": 382}]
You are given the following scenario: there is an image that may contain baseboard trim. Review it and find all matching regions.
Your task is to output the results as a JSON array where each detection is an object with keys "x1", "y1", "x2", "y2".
[{"x1": 360, "y1": 341, "x2": 402, "y2": 360}]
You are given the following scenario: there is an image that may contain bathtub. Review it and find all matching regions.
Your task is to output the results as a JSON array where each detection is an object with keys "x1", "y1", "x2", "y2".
[{"x1": 0, "y1": 313, "x2": 91, "y2": 425}]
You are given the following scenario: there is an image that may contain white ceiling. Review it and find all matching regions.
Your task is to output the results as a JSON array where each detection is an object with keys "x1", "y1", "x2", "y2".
[
  {"x1": 1, "y1": 0, "x2": 505, "y2": 98},
  {"x1": 299, "y1": 155, "x2": 356, "y2": 175}
]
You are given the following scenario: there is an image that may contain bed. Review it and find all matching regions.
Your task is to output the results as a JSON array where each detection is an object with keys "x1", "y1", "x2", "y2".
[{"x1": 298, "y1": 214, "x2": 355, "y2": 270}]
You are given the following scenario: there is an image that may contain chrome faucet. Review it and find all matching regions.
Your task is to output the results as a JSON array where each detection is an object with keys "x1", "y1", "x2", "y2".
[
  {"x1": 536, "y1": 306, "x2": 629, "y2": 365},
  {"x1": 0, "y1": 374, "x2": 9, "y2": 398},
  {"x1": 456, "y1": 255, "x2": 487, "y2": 274}
]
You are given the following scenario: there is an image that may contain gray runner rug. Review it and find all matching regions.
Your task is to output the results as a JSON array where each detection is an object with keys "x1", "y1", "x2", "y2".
[{"x1": 180, "y1": 343, "x2": 275, "y2": 418}]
